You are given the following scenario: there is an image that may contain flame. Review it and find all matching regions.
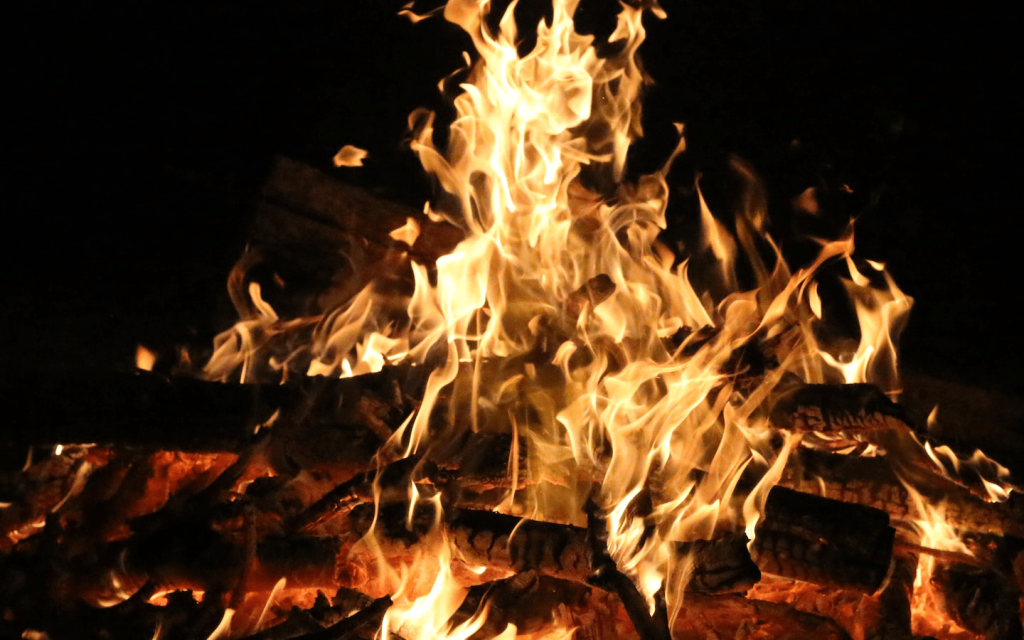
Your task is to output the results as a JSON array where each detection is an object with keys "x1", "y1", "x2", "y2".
[
  {"x1": 906, "y1": 493, "x2": 976, "y2": 637},
  {"x1": 200, "y1": 0, "x2": 1003, "y2": 637},
  {"x1": 391, "y1": 217, "x2": 423, "y2": 246},
  {"x1": 135, "y1": 345, "x2": 157, "y2": 371},
  {"x1": 333, "y1": 144, "x2": 369, "y2": 167}
]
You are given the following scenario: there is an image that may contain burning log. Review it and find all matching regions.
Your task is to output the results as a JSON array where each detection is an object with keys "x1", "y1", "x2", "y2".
[
  {"x1": 769, "y1": 384, "x2": 909, "y2": 437},
  {"x1": 446, "y1": 572, "x2": 594, "y2": 639},
  {"x1": 780, "y1": 449, "x2": 1024, "y2": 538},
  {"x1": 747, "y1": 550, "x2": 917, "y2": 640},
  {"x1": 240, "y1": 157, "x2": 464, "y2": 331},
  {"x1": 1, "y1": 367, "x2": 420, "y2": 459},
  {"x1": 750, "y1": 486, "x2": 895, "y2": 593},
  {"x1": 351, "y1": 503, "x2": 760, "y2": 596},
  {"x1": 277, "y1": 594, "x2": 393, "y2": 640},
  {"x1": 931, "y1": 563, "x2": 1023, "y2": 640},
  {"x1": 671, "y1": 593, "x2": 853, "y2": 640},
  {"x1": 257, "y1": 156, "x2": 462, "y2": 267}
]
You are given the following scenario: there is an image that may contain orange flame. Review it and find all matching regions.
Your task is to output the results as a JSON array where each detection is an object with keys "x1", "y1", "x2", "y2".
[{"x1": 201, "y1": 0, "x2": 1018, "y2": 637}]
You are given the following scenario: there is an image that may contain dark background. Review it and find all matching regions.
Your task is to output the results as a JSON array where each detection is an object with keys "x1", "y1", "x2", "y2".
[{"x1": 5, "y1": 0, "x2": 1022, "y2": 405}]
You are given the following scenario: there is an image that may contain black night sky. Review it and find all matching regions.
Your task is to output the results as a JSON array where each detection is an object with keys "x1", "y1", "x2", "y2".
[{"x1": 5, "y1": 0, "x2": 1022, "y2": 407}]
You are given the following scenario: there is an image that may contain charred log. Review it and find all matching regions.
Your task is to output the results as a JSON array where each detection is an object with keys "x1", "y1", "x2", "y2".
[
  {"x1": 448, "y1": 572, "x2": 592, "y2": 639},
  {"x1": 672, "y1": 592, "x2": 853, "y2": 640},
  {"x1": 781, "y1": 449, "x2": 1024, "y2": 538},
  {"x1": 258, "y1": 156, "x2": 462, "y2": 267},
  {"x1": 1, "y1": 367, "x2": 421, "y2": 460},
  {"x1": 751, "y1": 486, "x2": 895, "y2": 593},
  {"x1": 770, "y1": 383, "x2": 910, "y2": 436},
  {"x1": 932, "y1": 563, "x2": 1023, "y2": 640}
]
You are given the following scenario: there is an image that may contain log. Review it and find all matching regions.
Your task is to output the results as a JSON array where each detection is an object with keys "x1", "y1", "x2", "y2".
[
  {"x1": 344, "y1": 501, "x2": 761, "y2": 596},
  {"x1": 672, "y1": 592, "x2": 853, "y2": 640},
  {"x1": 447, "y1": 572, "x2": 593, "y2": 639},
  {"x1": 285, "y1": 595, "x2": 393, "y2": 640},
  {"x1": 932, "y1": 563, "x2": 1023, "y2": 640},
  {"x1": 780, "y1": 449, "x2": 1024, "y2": 538},
  {"x1": 446, "y1": 508, "x2": 759, "y2": 596},
  {"x1": 750, "y1": 486, "x2": 895, "y2": 593},
  {"x1": 769, "y1": 383, "x2": 910, "y2": 437},
  {"x1": 748, "y1": 550, "x2": 916, "y2": 640},
  {"x1": 0, "y1": 367, "x2": 421, "y2": 460},
  {"x1": 258, "y1": 156, "x2": 463, "y2": 267}
]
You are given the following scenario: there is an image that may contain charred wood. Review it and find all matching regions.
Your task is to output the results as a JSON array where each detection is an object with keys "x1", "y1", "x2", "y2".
[
  {"x1": 781, "y1": 449, "x2": 1024, "y2": 538},
  {"x1": 347, "y1": 503, "x2": 759, "y2": 596},
  {"x1": 932, "y1": 563, "x2": 1023, "y2": 640},
  {"x1": 869, "y1": 551, "x2": 916, "y2": 640},
  {"x1": 1, "y1": 367, "x2": 420, "y2": 460},
  {"x1": 770, "y1": 383, "x2": 910, "y2": 436},
  {"x1": 448, "y1": 572, "x2": 592, "y2": 639},
  {"x1": 258, "y1": 156, "x2": 462, "y2": 267},
  {"x1": 672, "y1": 592, "x2": 853, "y2": 640},
  {"x1": 585, "y1": 499, "x2": 672, "y2": 640},
  {"x1": 751, "y1": 486, "x2": 895, "y2": 593},
  {"x1": 284, "y1": 595, "x2": 392, "y2": 640}
]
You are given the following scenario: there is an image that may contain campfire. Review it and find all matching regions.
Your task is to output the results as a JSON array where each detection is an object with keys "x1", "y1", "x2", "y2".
[{"x1": 4, "y1": 1, "x2": 1022, "y2": 639}]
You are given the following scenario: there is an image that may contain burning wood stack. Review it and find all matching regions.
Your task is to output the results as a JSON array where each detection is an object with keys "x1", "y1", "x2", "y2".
[{"x1": 3, "y1": 2, "x2": 1022, "y2": 639}]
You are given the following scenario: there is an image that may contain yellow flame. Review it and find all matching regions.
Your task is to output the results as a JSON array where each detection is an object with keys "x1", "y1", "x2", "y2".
[
  {"x1": 204, "y1": 1, "x2": 971, "y2": 635},
  {"x1": 333, "y1": 144, "x2": 369, "y2": 167},
  {"x1": 135, "y1": 345, "x2": 157, "y2": 371},
  {"x1": 391, "y1": 217, "x2": 423, "y2": 246}
]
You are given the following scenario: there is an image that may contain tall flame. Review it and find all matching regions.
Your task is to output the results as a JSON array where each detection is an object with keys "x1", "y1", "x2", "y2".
[{"x1": 204, "y1": 1, "x2": 934, "y2": 636}]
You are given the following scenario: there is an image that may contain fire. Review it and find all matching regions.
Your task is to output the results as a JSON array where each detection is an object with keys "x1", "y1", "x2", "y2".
[
  {"x1": 136, "y1": 344, "x2": 157, "y2": 371},
  {"x1": 334, "y1": 144, "x2": 369, "y2": 168},
  {"x1": 187, "y1": 1, "x2": 1019, "y2": 638}
]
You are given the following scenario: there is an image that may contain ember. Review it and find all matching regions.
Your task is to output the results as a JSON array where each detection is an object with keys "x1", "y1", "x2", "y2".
[{"x1": 4, "y1": 1, "x2": 1022, "y2": 640}]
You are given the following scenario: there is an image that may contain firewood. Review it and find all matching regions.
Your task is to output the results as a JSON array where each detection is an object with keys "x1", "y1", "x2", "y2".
[
  {"x1": 931, "y1": 563, "x2": 1023, "y2": 640},
  {"x1": 343, "y1": 500, "x2": 761, "y2": 596},
  {"x1": 749, "y1": 549, "x2": 915, "y2": 640},
  {"x1": 258, "y1": 157, "x2": 463, "y2": 267},
  {"x1": 282, "y1": 595, "x2": 393, "y2": 640},
  {"x1": 750, "y1": 486, "x2": 895, "y2": 593},
  {"x1": 672, "y1": 592, "x2": 853, "y2": 640},
  {"x1": 870, "y1": 551, "x2": 917, "y2": 640},
  {"x1": 584, "y1": 500, "x2": 673, "y2": 640},
  {"x1": 0, "y1": 368, "x2": 418, "y2": 463},
  {"x1": 447, "y1": 571, "x2": 593, "y2": 639},
  {"x1": 769, "y1": 383, "x2": 910, "y2": 437},
  {"x1": 781, "y1": 449, "x2": 1024, "y2": 538}
]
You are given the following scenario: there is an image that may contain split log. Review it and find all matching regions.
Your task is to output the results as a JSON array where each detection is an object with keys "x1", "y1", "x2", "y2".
[
  {"x1": 0, "y1": 367, "x2": 421, "y2": 460},
  {"x1": 931, "y1": 563, "x2": 1023, "y2": 640},
  {"x1": 769, "y1": 383, "x2": 910, "y2": 437},
  {"x1": 780, "y1": 449, "x2": 1024, "y2": 538},
  {"x1": 672, "y1": 592, "x2": 853, "y2": 640},
  {"x1": 241, "y1": 157, "x2": 464, "y2": 324},
  {"x1": 258, "y1": 156, "x2": 462, "y2": 267},
  {"x1": 447, "y1": 572, "x2": 594, "y2": 639},
  {"x1": 750, "y1": 486, "x2": 895, "y2": 593},
  {"x1": 444, "y1": 508, "x2": 759, "y2": 595},
  {"x1": 747, "y1": 550, "x2": 916, "y2": 640}
]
